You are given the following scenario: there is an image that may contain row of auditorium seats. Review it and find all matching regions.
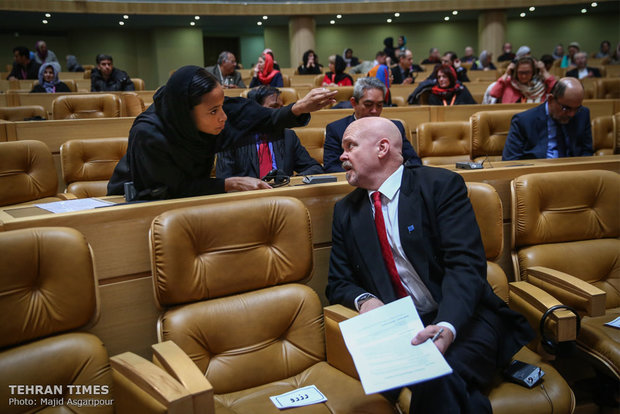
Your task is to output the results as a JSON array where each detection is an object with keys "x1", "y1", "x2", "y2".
[
  {"x1": 0, "y1": 77, "x2": 146, "y2": 92},
  {"x1": 11, "y1": 169, "x2": 618, "y2": 412}
]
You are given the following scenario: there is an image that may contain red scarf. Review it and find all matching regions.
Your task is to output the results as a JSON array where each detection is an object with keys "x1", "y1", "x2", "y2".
[{"x1": 257, "y1": 54, "x2": 280, "y2": 85}]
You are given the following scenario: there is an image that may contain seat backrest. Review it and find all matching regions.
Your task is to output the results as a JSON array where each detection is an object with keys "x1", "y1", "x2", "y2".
[
  {"x1": 295, "y1": 127, "x2": 325, "y2": 164},
  {"x1": 470, "y1": 110, "x2": 522, "y2": 162},
  {"x1": 52, "y1": 94, "x2": 121, "y2": 119},
  {"x1": 511, "y1": 170, "x2": 620, "y2": 306},
  {"x1": 416, "y1": 121, "x2": 471, "y2": 165},
  {"x1": 591, "y1": 115, "x2": 614, "y2": 155},
  {"x1": 281, "y1": 73, "x2": 291, "y2": 87},
  {"x1": 466, "y1": 182, "x2": 508, "y2": 303},
  {"x1": 132, "y1": 77, "x2": 145, "y2": 91},
  {"x1": 0, "y1": 105, "x2": 46, "y2": 121},
  {"x1": 0, "y1": 140, "x2": 58, "y2": 207},
  {"x1": 60, "y1": 137, "x2": 128, "y2": 197},
  {"x1": 120, "y1": 92, "x2": 146, "y2": 116},
  {"x1": 596, "y1": 78, "x2": 620, "y2": 99},
  {"x1": 615, "y1": 112, "x2": 620, "y2": 154},
  {"x1": 277, "y1": 87, "x2": 298, "y2": 105},
  {"x1": 150, "y1": 197, "x2": 319, "y2": 394}
]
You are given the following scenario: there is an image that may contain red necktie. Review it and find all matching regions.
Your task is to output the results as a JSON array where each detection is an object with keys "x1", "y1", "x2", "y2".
[
  {"x1": 372, "y1": 191, "x2": 408, "y2": 298},
  {"x1": 258, "y1": 139, "x2": 272, "y2": 178}
]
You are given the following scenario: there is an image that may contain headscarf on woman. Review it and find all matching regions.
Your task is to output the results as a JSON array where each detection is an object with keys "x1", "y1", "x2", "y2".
[
  {"x1": 38, "y1": 62, "x2": 62, "y2": 93},
  {"x1": 35, "y1": 41, "x2": 48, "y2": 62},
  {"x1": 257, "y1": 53, "x2": 281, "y2": 85},
  {"x1": 509, "y1": 59, "x2": 547, "y2": 102},
  {"x1": 430, "y1": 66, "x2": 460, "y2": 97},
  {"x1": 342, "y1": 48, "x2": 353, "y2": 67},
  {"x1": 327, "y1": 55, "x2": 352, "y2": 85},
  {"x1": 66, "y1": 55, "x2": 84, "y2": 72}
]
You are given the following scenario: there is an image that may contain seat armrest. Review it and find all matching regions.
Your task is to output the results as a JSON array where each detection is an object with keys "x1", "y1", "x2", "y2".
[
  {"x1": 110, "y1": 351, "x2": 194, "y2": 414},
  {"x1": 526, "y1": 266, "x2": 606, "y2": 317},
  {"x1": 509, "y1": 281, "x2": 578, "y2": 342},
  {"x1": 57, "y1": 193, "x2": 78, "y2": 200},
  {"x1": 151, "y1": 341, "x2": 214, "y2": 414},
  {"x1": 324, "y1": 305, "x2": 360, "y2": 379}
]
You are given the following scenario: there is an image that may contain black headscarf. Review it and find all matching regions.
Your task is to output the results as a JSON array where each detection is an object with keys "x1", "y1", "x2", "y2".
[{"x1": 328, "y1": 55, "x2": 350, "y2": 85}]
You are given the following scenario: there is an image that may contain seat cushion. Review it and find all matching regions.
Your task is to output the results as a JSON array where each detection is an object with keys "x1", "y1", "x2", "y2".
[
  {"x1": 578, "y1": 307, "x2": 620, "y2": 378},
  {"x1": 214, "y1": 361, "x2": 394, "y2": 414}
]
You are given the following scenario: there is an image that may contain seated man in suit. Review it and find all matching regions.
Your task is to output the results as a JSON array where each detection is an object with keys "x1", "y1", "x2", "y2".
[
  {"x1": 326, "y1": 116, "x2": 533, "y2": 414},
  {"x1": 392, "y1": 49, "x2": 423, "y2": 85},
  {"x1": 566, "y1": 52, "x2": 602, "y2": 79},
  {"x1": 206, "y1": 51, "x2": 246, "y2": 89},
  {"x1": 216, "y1": 86, "x2": 324, "y2": 179},
  {"x1": 503, "y1": 77, "x2": 593, "y2": 160},
  {"x1": 323, "y1": 77, "x2": 421, "y2": 173}
]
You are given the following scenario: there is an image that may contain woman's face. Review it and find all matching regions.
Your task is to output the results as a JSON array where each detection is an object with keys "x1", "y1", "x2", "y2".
[
  {"x1": 437, "y1": 71, "x2": 450, "y2": 88},
  {"x1": 328, "y1": 60, "x2": 335, "y2": 72},
  {"x1": 43, "y1": 66, "x2": 55, "y2": 83},
  {"x1": 257, "y1": 56, "x2": 265, "y2": 71},
  {"x1": 191, "y1": 86, "x2": 227, "y2": 135},
  {"x1": 516, "y1": 63, "x2": 533, "y2": 84},
  {"x1": 307, "y1": 53, "x2": 315, "y2": 64}
]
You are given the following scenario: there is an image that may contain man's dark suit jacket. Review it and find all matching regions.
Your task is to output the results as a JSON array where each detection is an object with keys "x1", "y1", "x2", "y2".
[
  {"x1": 502, "y1": 103, "x2": 593, "y2": 160},
  {"x1": 216, "y1": 128, "x2": 324, "y2": 178},
  {"x1": 323, "y1": 115, "x2": 421, "y2": 173},
  {"x1": 326, "y1": 165, "x2": 533, "y2": 366},
  {"x1": 565, "y1": 67, "x2": 602, "y2": 79},
  {"x1": 392, "y1": 64, "x2": 423, "y2": 84}
]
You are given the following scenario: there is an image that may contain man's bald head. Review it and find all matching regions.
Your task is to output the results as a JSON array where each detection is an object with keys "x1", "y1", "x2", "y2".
[
  {"x1": 548, "y1": 77, "x2": 585, "y2": 124},
  {"x1": 340, "y1": 117, "x2": 404, "y2": 190}
]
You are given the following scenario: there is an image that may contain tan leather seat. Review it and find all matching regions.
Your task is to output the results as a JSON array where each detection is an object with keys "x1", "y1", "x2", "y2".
[
  {"x1": 281, "y1": 73, "x2": 291, "y2": 87},
  {"x1": 149, "y1": 197, "x2": 394, "y2": 414},
  {"x1": 0, "y1": 227, "x2": 203, "y2": 413},
  {"x1": 295, "y1": 127, "x2": 325, "y2": 164},
  {"x1": 0, "y1": 105, "x2": 46, "y2": 121},
  {"x1": 511, "y1": 170, "x2": 620, "y2": 380},
  {"x1": 0, "y1": 140, "x2": 64, "y2": 207},
  {"x1": 595, "y1": 78, "x2": 620, "y2": 99},
  {"x1": 120, "y1": 92, "x2": 145, "y2": 116},
  {"x1": 326, "y1": 183, "x2": 576, "y2": 414},
  {"x1": 52, "y1": 94, "x2": 121, "y2": 119},
  {"x1": 615, "y1": 112, "x2": 620, "y2": 155},
  {"x1": 470, "y1": 110, "x2": 523, "y2": 163},
  {"x1": 132, "y1": 77, "x2": 145, "y2": 91},
  {"x1": 240, "y1": 87, "x2": 298, "y2": 106},
  {"x1": 416, "y1": 121, "x2": 472, "y2": 165},
  {"x1": 591, "y1": 115, "x2": 615, "y2": 155},
  {"x1": 60, "y1": 137, "x2": 128, "y2": 198}
]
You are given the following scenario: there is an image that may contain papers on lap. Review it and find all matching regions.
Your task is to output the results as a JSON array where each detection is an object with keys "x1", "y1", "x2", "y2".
[{"x1": 339, "y1": 296, "x2": 452, "y2": 394}]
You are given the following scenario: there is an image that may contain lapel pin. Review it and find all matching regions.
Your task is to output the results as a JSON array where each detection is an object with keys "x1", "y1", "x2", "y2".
[{"x1": 408, "y1": 225, "x2": 414, "y2": 233}]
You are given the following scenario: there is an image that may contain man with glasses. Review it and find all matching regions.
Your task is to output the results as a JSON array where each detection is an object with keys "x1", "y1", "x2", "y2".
[
  {"x1": 502, "y1": 77, "x2": 593, "y2": 160},
  {"x1": 206, "y1": 51, "x2": 246, "y2": 89}
]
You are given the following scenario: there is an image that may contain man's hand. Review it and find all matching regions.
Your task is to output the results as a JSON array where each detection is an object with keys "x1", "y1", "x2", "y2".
[
  {"x1": 291, "y1": 88, "x2": 338, "y2": 115},
  {"x1": 224, "y1": 176, "x2": 272, "y2": 192},
  {"x1": 403, "y1": 77, "x2": 413, "y2": 85},
  {"x1": 411, "y1": 324, "x2": 454, "y2": 355},
  {"x1": 359, "y1": 298, "x2": 384, "y2": 314}
]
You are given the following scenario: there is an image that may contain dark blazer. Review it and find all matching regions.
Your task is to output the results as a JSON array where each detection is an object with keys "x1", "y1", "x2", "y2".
[
  {"x1": 392, "y1": 64, "x2": 424, "y2": 84},
  {"x1": 326, "y1": 165, "x2": 533, "y2": 365},
  {"x1": 503, "y1": 103, "x2": 593, "y2": 160},
  {"x1": 323, "y1": 115, "x2": 421, "y2": 173},
  {"x1": 565, "y1": 67, "x2": 602, "y2": 79},
  {"x1": 216, "y1": 128, "x2": 324, "y2": 178}
]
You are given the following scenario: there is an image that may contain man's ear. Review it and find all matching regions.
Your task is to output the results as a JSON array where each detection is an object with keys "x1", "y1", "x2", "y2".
[
  {"x1": 349, "y1": 97, "x2": 357, "y2": 107},
  {"x1": 377, "y1": 138, "x2": 390, "y2": 158}
]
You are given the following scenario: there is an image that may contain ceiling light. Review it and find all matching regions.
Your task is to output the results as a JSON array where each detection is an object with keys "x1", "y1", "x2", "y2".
[
  {"x1": 581, "y1": 8, "x2": 587, "y2": 13},
  {"x1": 394, "y1": 13, "x2": 400, "y2": 17},
  {"x1": 520, "y1": 12, "x2": 526, "y2": 17},
  {"x1": 452, "y1": 10, "x2": 458, "y2": 15},
  {"x1": 119, "y1": 21, "x2": 125, "y2": 26},
  {"x1": 529, "y1": 7, "x2": 535, "y2": 11},
  {"x1": 387, "y1": 18, "x2": 392, "y2": 23},
  {"x1": 194, "y1": 16, "x2": 200, "y2": 20},
  {"x1": 591, "y1": 2, "x2": 597, "y2": 6},
  {"x1": 336, "y1": 14, "x2": 342, "y2": 19},
  {"x1": 45, "y1": 13, "x2": 51, "y2": 18},
  {"x1": 444, "y1": 16, "x2": 450, "y2": 21},
  {"x1": 330, "y1": 20, "x2": 335, "y2": 24},
  {"x1": 42, "y1": 20, "x2": 48, "y2": 24},
  {"x1": 263, "y1": 15, "x2": 268, "y2": 20},
  {"x1": 257, "y1": 21, "x2": 263, "y2": 26},
  {"x1": 123, "y1": 15, "x2": 129, "y2": 19}
]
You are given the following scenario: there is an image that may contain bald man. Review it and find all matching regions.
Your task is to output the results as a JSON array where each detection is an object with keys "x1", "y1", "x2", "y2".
[
  {"x1": 503, "y1": 77, "x2": 593, "y2": 160},
  {"x1": 326, "y1": 117, "x2": 533, "y2": 413}
]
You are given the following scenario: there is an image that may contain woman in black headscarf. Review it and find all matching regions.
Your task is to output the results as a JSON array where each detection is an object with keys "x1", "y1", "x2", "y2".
[
  {"x1": 427, "y1": 66, "x2": 476, "y2": 106},
  {"x1": 321, "y1": 55, "x2": 353, "y2": 86},
  {"x1": 107, "y1": 65, "x2": 335, "y2": 200}
]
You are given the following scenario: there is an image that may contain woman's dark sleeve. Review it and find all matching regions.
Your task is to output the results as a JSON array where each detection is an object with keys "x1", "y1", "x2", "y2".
[
  {"x1": 57, "y1": 82, "x2": 72, "y2": 92},
  {"x1": 271, "y1": 72, "x2": 283, "y2": 87},
  {"x1": 249, "y1": 77, "x2": 260, "y2": 88},
  {"x1": 458, "y1": 87, "x2": 477, "y2": 105}
]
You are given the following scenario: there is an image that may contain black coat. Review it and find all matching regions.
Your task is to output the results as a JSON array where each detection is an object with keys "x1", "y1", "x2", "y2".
[
  {"x1": 7, "y1": 60, "x2": 40, "y2": 80},
  {"x1": 30, "y1": 82, "x2": 71, "y2": 93},
  {"x1": 91, "y1": 67, "x2": 135, "y2": 92}
]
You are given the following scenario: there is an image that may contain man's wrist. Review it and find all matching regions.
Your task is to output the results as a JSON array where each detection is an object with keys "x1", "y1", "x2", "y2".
[{"x1": 355, "y1": 293, "x2": 377, "y2": 311}]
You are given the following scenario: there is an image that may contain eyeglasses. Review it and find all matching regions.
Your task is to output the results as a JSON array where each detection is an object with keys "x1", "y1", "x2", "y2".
[{"x1": 558, "y1": 102, "x2": 582, "y2": 112}]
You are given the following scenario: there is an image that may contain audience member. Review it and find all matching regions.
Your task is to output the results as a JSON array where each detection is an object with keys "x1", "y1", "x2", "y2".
[
  {"x1": 383, "y1": 37, "x2": 397, "y2": 62},
  {"x1": 515, "y1": 46, "x2": 531, "y2": 59},
  {"x1": 323, "y1": 77, "x2": 420, "y2": 173},
  {"x1": 397, "y1": 35, "x2": 407, "y2": 52},
  {"x1": 471, "y1": 50, "x2": 496, "y2": 70},
  {"x1": 540, "y1": 54, "x2": 555, "y2": 72},
  {"x1": 566, "y1": 52, "x2": 602, "y2": 79},
  {"x1": 342, "y1": 48, "x2": 360, "y2": 67},
  {"x1": 561, "y1": 42, "x2": 580, "y2": 68},
  {"x1": 216, "y1": 86, "x2": 323, "y2": 179},
  {"x1": 552, "y1": 44, "x2": 564, "y2": 60},
  {"x1": 327, "y1": 115, "x2": 533, "y2": 414},
  {"x1": 250, "y1": 53, "x2": 283, "y2": 87},
  {"x1": 322, "y1": 55, "x2": 353, "y2": 86},
  {"x1": 297, "y1": 50, "x2": 322, "y2": 75},
  {"x1": 107, "y1": 66, "x2": 336, "y2": 199},
  {"x1": 30, "y1": 62, "x2": 71, "y2": 93},
  {"x1": 503, "y1": 77, "x2": 592, "y2": 160},
  {"x1": 7, "y1": 46, "x2": 40, "y2": 80},
  {"x1": 367, "y1": 63, "x2": 392, "y2": 105},
  {"x1": 490, "y1": 56, "x2": 555, "y2": 103},
  {"x1": 66, "y1": 55, "x2": 84, "y2": 72},
  {"x1": 349, "y1": 51, "x2": 386, "y2": 74},
  {"x1": 33, "y1": 41, "x2": 59, "y2": 66},
  {"x1": 262, "y1": 48, "x2": 280, "y2": 70},
  {"x1": 427, "y1": 66, "x2": 476, "y2": 106},
  {"x1": 610, "y1": 42, "x2": 620, "y2": 65},
  {"x1": 439, "y1": 52, "x2": 469, "y2": 83},
  {"x1": 392, "y1": 49, "x2": 423, "y2": 84},
  {"x1": 91, "y1": 54, "x2": 134, "y2": 92},
  {"x1": 497, "y1": 42, "x2": 515, "y2": 62},
  {"x1": 595, "y1": 40, "x2": 611, "y2": 58},
  {"x1": 421, "y1": 47, "x2": 441, "y2": 65},
  {"x1": 461, "y1": 46, "x2": 477, "y2": 63},
  {"x1": 206, "y1": 51, "x2": 246, "y2": 89}
]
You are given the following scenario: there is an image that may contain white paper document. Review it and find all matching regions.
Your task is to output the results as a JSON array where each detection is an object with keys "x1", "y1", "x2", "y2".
[
  {"x1": 35, "y1": 198, "x2": 114, "y2": 213},
  {"x1": 604, "y1": 316, "x2": 620, "y2": 329},
  {"x1": 339, "y1": 296, "x2": 452, "y2": 394},
  {"x1": 269, "y1": 385, "x2": 327, "y2": 409}
]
